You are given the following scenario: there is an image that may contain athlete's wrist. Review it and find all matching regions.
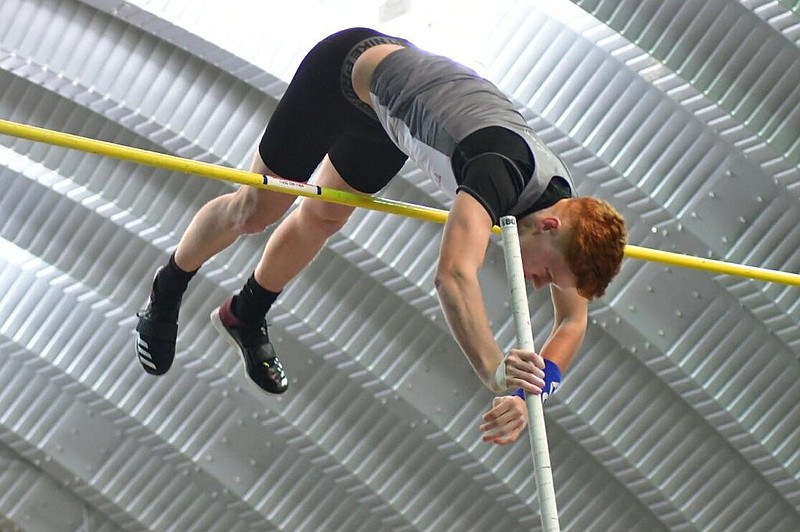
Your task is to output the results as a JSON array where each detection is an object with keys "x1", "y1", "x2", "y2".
[{"x1": 512, "y1": 359, "x2": 561, "y2": 402}]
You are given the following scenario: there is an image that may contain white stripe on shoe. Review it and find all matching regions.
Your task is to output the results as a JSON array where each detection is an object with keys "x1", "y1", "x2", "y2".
[
  {"x1": 138, "y1": 354, "x2": 157, "y2": 370},
  {"x1": 136, "y1": 337, "x2": 157, "y2": 370},
  {"x1": 137, "y1": 338, "x2": 153, "y2": 359}
]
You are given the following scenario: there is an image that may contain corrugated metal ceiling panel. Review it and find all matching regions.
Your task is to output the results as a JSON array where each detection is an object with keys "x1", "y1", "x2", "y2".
[{"x1": 0, "y1": 0, "x2": 798, "y2": 530}]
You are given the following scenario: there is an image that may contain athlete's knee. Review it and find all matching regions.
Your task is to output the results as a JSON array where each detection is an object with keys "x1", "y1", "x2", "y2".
[
  {"x1": 235, "y1": 210, "x2": 273, "y2": 235},
  {"x1": 225, "y1": 189, "x2": 281, "y2": 234},
  {"x1": 298, "y1": 200, "x2": 353, "y2": 237}
]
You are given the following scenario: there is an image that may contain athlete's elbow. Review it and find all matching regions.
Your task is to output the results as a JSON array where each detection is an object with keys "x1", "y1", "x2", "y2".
[
  {"x1": 435, "y1": 263, "x2": 476, "y2": 306},
  {"x1": 434, "y1": 263, "x2": 461, "y2": 294},
  {"x1": 434, "y1": 271, "x2": 453, "y2": 300}
]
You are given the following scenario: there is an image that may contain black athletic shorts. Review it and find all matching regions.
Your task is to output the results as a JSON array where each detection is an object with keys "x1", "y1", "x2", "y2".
[{"x1": 258, "y1": 28, "x2": 410, "y2": 193}]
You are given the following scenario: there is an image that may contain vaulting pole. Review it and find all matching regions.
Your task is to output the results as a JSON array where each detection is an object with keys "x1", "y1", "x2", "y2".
[
  {"x1": 500, "y1": 216, "x2": 559, "y2": 532},
  {"x1": 1, "y1": 119, "x2": 798, "y2": 287}
]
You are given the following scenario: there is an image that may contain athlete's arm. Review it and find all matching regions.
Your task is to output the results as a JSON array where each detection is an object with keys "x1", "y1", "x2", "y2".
[
  {"x1": 485, "y1": 286, "x2": 588, "y2": 445},
  {"x1": 435, "y1": 191, "x2": 544, "y2": 394},
  {"x1": 538, "y1": 284, "x2": 588, "y2": 371}
]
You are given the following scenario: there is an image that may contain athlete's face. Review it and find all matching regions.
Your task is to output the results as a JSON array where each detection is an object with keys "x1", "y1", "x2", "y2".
[{"x1": 518, "y1": 217, "x2": 577, "y2": 291}]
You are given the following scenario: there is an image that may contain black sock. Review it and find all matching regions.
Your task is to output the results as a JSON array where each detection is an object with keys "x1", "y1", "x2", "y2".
[
  {"x1": 154, "y1": 253, "x2": 198, "y2": 303},
  {"x1": 231, "y1": 274, "x2": 280, "y2": 324}
]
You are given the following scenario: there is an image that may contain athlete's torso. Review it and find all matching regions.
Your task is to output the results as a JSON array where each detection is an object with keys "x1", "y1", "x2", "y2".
[{"x1": 368, "y1": 46, "x2": 575, "y2": 215}]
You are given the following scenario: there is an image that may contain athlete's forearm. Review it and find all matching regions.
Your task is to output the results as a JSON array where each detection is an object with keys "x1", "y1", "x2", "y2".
[
  {"x1": 538, "y1": 316, "x2": 586, "y2": 372},
  {"x1": 435, "y1": 269, "x2": 504, "y2": 391},
  {"x1": 540, "y1": 286, "x2": 588, "y2": 371}
]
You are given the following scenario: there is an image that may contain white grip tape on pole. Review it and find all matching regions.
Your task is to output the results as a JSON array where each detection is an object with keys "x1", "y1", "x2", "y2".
[{"x1": 499, "y1": 215, "x2": 560, "y2": 532}]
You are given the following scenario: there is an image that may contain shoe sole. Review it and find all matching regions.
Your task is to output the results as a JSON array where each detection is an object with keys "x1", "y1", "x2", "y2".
[
  {"x1": 134, "y1": 266, "x2": 166, "y2": 375},
  {"x1": 210, "y1": 307, "x2": 253, "y2": 384}
]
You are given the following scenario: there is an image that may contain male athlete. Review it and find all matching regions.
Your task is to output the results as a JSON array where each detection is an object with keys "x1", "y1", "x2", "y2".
[{"x1": 135, "y1": 28, "x2": 626, "y2": 424}]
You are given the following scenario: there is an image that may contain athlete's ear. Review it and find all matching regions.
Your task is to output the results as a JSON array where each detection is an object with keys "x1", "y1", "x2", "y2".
[
  {"x1": 540, "y1": 215, "x2": 561, "y2": 232},
  {"x1": 520, "y1": 211, "x2": 548, "y2": 232}
]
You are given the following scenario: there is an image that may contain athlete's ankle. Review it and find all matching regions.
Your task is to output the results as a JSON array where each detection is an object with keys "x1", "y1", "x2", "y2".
[
  {"x1": 152, "y1": 253, "x2": 198, "y2": 304},
  {"x1": 230, "y1": 274, "x2": 280, "y2": 324}
]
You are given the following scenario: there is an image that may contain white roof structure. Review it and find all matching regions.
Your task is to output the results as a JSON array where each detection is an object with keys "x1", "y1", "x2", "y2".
[{"x1": 0, "y1": 0, "x2": 798, "y2": 530}]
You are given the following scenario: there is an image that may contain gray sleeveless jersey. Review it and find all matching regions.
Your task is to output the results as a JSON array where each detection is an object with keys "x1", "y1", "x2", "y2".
[{"x1": 369, "y1": 47, "x2": 575, "y2": 216}]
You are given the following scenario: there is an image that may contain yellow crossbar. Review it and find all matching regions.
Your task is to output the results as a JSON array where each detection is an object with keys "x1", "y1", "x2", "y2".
[{"x1": 1, "y1": 119, "x2": 798, "y2": 287}]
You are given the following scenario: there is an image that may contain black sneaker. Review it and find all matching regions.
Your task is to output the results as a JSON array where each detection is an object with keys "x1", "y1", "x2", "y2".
[
  {"x1": 134, "y1": 267, "x2": 180, "y2": 375},
  {"x1": 210, "y1": 298, "x2": 288, "y2": 394}
]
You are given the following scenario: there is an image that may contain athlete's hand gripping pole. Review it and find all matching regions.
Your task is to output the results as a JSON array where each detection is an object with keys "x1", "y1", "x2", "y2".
[{"x1": 500, "y1": 215, "x2": 560, "y2": 532}]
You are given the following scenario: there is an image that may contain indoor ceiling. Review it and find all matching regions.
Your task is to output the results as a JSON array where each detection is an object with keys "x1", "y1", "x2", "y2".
[{"x1": 0, "y1": 0, "x2": 798, "y2": 531}]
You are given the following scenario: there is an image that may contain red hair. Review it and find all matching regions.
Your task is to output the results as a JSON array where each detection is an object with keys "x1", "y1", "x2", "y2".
[{"x1": 562, "y1": 198, "x2": 627, "y2": 299}]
